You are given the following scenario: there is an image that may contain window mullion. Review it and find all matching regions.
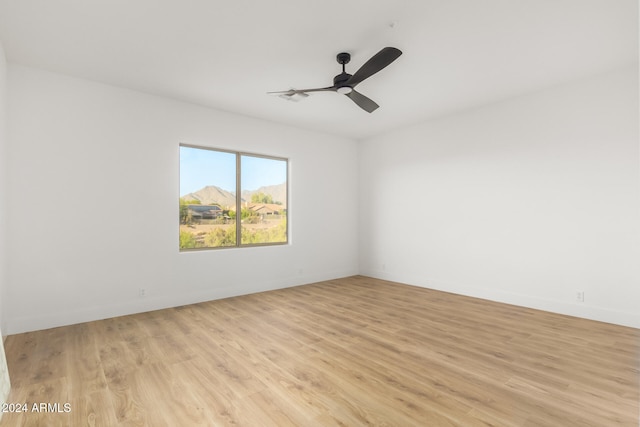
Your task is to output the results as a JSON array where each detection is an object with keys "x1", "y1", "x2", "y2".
[{"x1": 236, "y1": 153, "x2": 242, "y2": 246}]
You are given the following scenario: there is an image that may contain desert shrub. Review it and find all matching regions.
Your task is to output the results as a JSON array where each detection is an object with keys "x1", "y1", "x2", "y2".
[
  {"x1": 241, "y1": 219, "x2": 287, "y2": 245},
  {"x1": 205, "y1": 227, "x2": 236, "y2": 247},
  {"x1": 179, "y1": 231, "x2": 198, "y2": 249}
]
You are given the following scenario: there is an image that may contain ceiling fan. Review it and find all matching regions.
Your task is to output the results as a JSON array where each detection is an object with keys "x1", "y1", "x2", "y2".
[{"x1": 268, "y1": 47, "x2": 402, "y2": 113}]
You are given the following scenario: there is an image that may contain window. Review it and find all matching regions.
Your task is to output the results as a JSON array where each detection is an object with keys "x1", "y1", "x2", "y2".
[{"x1": 179, "y1": 145, "x2": 288, "y2": 250}]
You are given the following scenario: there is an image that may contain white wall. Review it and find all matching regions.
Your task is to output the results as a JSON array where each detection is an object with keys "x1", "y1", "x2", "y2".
[
  {"x1": 0, "y1": 38, "x2": 7, "y2": 331},
  {"x1": 0, "y1": 39, "x2": 12, "y2": 412},
  {"x1": 4, "y1": 62, "x2": 638, "y2": 334},
  {"x1": 359, "y1": 65, "x2": 640, "y2": 328},
  {"x1": 5, "y1": 65, "x2": 359, "y2": 334}
]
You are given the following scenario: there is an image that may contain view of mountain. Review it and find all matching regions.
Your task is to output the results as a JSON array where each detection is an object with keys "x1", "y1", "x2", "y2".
[
  {"x1": 181, "y1": 186, "x2": 236, "y2": 208},
  {"x1": 181, "y1": 183, "x2": 286, "y2": 208},
  {"x1": 242, "y1": 183, "x2": 287, "y2": 207}
]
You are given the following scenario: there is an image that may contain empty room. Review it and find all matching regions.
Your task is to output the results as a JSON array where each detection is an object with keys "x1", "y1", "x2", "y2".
[{"x1": 0, "y1": 0, "x2": 638, "y2": 426}]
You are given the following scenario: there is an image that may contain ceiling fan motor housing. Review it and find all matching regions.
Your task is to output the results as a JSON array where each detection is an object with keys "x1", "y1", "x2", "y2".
[
  {"x1": 334, "y1": 73, "x2": 353, "y2": 94},
  {"x1": 333, "y1": 72, "x2": 352, "y2": 87}
]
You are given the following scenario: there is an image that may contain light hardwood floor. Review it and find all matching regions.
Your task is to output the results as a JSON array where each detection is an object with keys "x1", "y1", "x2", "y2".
[{"x1": 1, "y1": 276, "x2": 638, "y2": 426}]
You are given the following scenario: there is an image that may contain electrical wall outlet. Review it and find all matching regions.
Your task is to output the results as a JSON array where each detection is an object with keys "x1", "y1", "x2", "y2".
[
  {"x1": 576, "y1": 291, "x2": 585, "y2": 303},
  {"x1": 139, "y1": 288, "x2": 146, "y2": 297}
]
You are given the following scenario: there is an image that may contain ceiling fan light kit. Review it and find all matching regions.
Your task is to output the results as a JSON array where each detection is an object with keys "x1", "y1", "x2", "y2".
[{"x1": 269, "y1": 47, "x2": 402, "y2": 113}]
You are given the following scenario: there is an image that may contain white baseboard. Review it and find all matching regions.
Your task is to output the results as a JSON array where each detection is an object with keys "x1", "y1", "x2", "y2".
[
  {"x1": 6, "y1": 268, "x2": 358, "y2": 335},
  {"x1": 10, "y1": 267, "x2": 635, "y2": 334},
  {"x1": 360, "y1": 269, "x2": 640, "y2": 329}
]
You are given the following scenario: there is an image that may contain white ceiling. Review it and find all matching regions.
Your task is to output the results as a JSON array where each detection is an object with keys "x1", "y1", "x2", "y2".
[{"x1": 0, "y1": 0, "x2": 637, "y2": 139}]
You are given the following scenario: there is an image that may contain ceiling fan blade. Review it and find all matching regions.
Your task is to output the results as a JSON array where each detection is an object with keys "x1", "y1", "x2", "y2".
[
  {"x1": 267, "y1": 86, "x2": 336, "y2": 95},
  {"x1": 345, "y1": 89, "x2": 379, "y2": 113},
  {"x1": 347, "y1": 47, "x2": 402, "y2": 87}
]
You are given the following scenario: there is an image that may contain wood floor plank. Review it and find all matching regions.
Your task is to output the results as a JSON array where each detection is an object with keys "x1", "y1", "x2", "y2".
[
  {"x1": 1, "y1": 276, "x2": 638, "y2": 426},
  {"x1": 70, "y1": 390, "x2": 119, "y2": 427},
  {"x1": 63, "y1": 323, "x2": 108, "y2": 398}
]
